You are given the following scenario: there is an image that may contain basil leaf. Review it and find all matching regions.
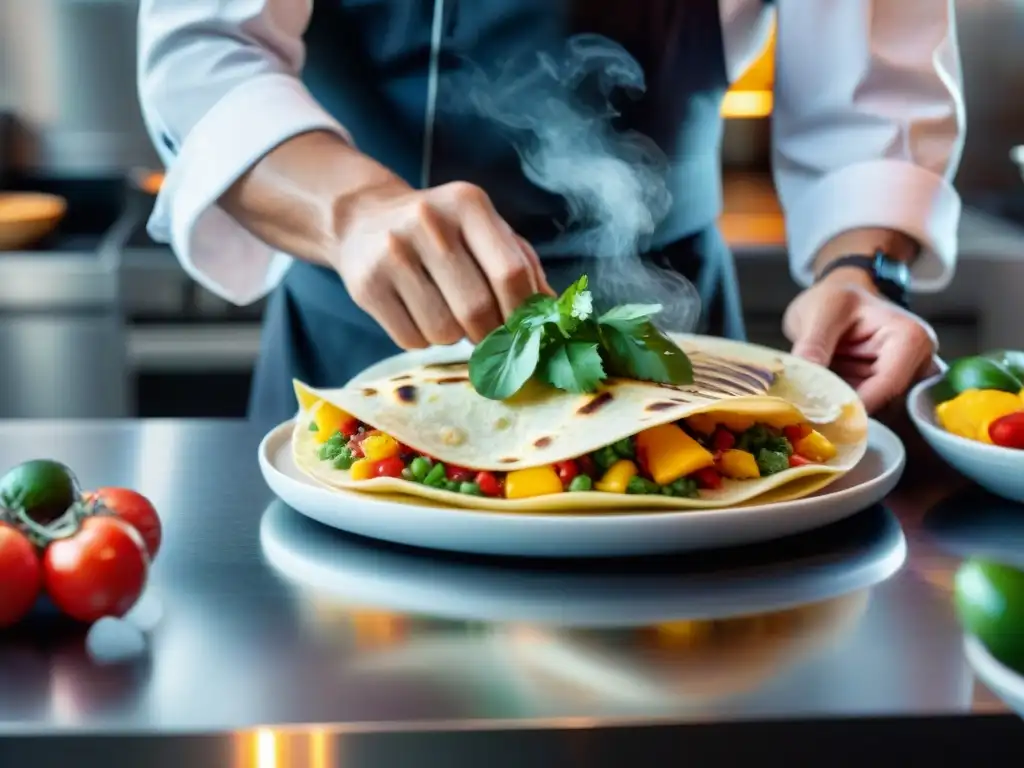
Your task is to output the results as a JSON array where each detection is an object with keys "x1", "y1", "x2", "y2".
[
  {"x1": 598, "y1": 303, "x2": 663, "y2": 324},
  {"x1": 540, "y1": 340, "x2": 606, "y2": 394},
  {"x1": 506, "y1": 294, "x2": 558, "y2": 333},
  {"x1": 469, "y1": 326, "x2": 543, "y2": 400},
  {"x1": 599, "y1": 320, "x2": 693, "y2": 385}
]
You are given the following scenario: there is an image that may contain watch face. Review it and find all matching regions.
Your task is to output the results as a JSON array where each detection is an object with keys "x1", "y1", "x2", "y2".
[{"x1": 873, "y1": 251, "x2": 910, "y2": 290}]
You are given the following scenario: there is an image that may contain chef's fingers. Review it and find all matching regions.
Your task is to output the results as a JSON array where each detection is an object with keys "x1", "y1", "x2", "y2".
[
  {"x1": 855, "y1": 322, "x2": 934, "y2": 413},
  {"x1": 789, "y1": 290, "x2": 859, "y2": 368},
  {"x1": 390, "y1": 235, "x2": 464, "y2": 346},
  {"x1": 366, "y1": 285, "x2": 429, "y2": 351},
  {"x1": 831, "y1": 355, "x2": 875, "y2": 382},
  {"x1": 517, "y1": 236, "x2": 555, "y2": 296},
  {"x1": 405, "y1": 199, "x2": 504, "y2": 342},
  {"x1": 441, "y1": 184, "x2": 538, "y2": 318}
]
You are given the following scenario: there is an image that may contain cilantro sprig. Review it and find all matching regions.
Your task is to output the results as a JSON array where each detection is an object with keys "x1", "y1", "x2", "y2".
[{"x1": 468, "y1": 275, "x2": 694, "y2": 401}]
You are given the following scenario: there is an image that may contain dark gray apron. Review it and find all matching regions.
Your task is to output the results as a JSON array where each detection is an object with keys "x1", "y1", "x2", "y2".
[{"x1": 249, "y1": 0, "x2": 746, "y2": 424}]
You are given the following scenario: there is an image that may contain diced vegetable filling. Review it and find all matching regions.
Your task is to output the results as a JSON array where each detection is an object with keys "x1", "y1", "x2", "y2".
[{"x1": 307, "y1": 400, "x2": 836, "y2": 500}]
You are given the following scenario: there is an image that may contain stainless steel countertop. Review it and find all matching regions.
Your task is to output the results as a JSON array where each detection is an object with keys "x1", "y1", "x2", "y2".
[{"x1": 0, "y1": 418, "x2": 1020, "y2": 741}]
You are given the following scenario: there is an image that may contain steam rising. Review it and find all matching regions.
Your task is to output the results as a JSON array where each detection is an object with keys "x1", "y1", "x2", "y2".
[{"x1": 460, "y1": 34, "x2": 701, "y2": 332}]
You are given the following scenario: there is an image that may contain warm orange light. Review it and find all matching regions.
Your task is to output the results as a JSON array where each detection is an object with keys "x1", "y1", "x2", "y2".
[
  {"x1": 721, "y1": 90, "x2": 773, "y2": 118},
  {"x1": 723, "y1": 20, "x2": 775, "y2": 118}
]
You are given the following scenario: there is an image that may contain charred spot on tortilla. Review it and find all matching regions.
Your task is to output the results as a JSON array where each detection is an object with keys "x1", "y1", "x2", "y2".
[
  {"x1": 424, "y1": 361, "x2": 468, "y2": 371},
  {"x1": 577, "y1": 391, "x2": 613, "y2": 415},
  {"x1": 657, "y1": 382, "x2": 684, "y2": 391},
  {"x1": 645, "y1": 401, "x2": 679, "y2": 412},
  {"x1": 395, "y1": 384, "x2": 417, "y2": 403},
  {"x1": 498, "y1": 457, "x2": 519, "y2": 464},
  {"x1": 534, "y1": 436, "x2": 553, "y2": 448},
  {"x1": 389, "y1": 374, "x2": 413, "y2": 382},
  {"x1": 361, "y1": 387, "x2": 378, "y2": 397},
  {"x1": 432, "y1": 376, "x2": 470, "y2": 384},
  {"x1": 692, "y1": 364, "x2": 769, "y2": 393}
]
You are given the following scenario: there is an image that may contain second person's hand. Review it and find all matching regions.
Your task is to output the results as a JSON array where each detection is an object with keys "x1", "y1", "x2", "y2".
[{"x1": 331, "y1": 173, "x2": 552, "y2": 349}]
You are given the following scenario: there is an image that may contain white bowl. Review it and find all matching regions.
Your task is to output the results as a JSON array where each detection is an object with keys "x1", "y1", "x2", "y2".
[
  {"x1": 907, "y1": 374, "x2": 1024, "y2": 503},
  {"x1": 964, "y1": 634, "x2": 1024, "y2": 716}
]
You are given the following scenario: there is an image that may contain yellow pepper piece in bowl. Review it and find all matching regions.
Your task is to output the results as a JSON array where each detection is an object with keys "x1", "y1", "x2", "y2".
[{"x1": 935, "y1": 389, "x2": 1023, "y2": 442}]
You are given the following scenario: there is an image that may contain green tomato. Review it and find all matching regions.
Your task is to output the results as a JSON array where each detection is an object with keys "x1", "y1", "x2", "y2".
[
  {"x1": 0, "y1": 459, "x2": 80, "y2": 525},
  {"x1": 955, "y1": 558, "x2": 1024, "y2": 673}
]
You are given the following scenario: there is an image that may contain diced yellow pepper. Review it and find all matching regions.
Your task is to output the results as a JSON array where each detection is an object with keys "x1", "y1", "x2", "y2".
[
  {"x1": 362, "y1": 433, "x2": 400, "y2": 461},
  {"x1": 349, "y1": 458, "x2": 374, "y2": 480},
  {"x1": 595, "y1": 459, "x2": 638, "y2": 493},
  {"x1": 635, "y1": 424, "x2": 715, "y2": 485},
  {"x1": 717, "y1": 449, "x2": 760, "y2": 479},
  {"x1": 794, "y1": 430, "x2": 837, "y2": 463},
  {"x1": 935, "y1": 389, "x2": 1022, "y2": 442},
  {"x1": 505, "y1": 466, "x2": 564, "y2": 499},
  {"x1": 310, "y1": 400, "x2": 356, "y2": 444}
]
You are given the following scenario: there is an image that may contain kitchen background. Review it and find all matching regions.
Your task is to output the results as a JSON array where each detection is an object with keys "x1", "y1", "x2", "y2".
[{"x1": 0, "y1": 0, "x2": 1022, "y2": 419}]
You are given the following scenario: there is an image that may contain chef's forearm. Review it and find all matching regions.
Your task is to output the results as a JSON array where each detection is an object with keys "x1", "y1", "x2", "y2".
[
  {"x1": 219, "y1": 130, "x2": 396, "y2": 268},
  {"x1": 812, "y1": 228, "x2": 919, "y2": 289}
]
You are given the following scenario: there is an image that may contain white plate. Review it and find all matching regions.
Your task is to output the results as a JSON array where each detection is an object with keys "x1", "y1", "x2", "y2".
[
  {"x1": 258, "y1": 419, "x2": 906, "y2": 558},
  {"x1": 260, "y1": 499, "x2": 907, "y2": 627},
  {"x1": 908, "y1": 375, "x2": 1024, "y2": 503},
  {"x1": 964, "y1": 634, "x2": 1024, "y2": 716}
]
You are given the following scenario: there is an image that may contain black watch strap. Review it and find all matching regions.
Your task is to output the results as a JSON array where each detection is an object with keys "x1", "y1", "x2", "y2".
[{"x1": 816, "y1": 250, "x2": 910, "y2": 308}]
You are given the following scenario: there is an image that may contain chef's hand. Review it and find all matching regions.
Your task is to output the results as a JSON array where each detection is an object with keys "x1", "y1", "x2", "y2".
[
  {"x1": 332, "y1": 171, "x2": 552, "y2": 349},
  {"x1": 783, "y1": 269, "x2": 938, "y2": 414}
]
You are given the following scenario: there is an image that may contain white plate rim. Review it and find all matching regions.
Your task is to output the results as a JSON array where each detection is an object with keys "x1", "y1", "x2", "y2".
[{"x1": 964, "y1": 633, "x2": 1024, "y2": 712}]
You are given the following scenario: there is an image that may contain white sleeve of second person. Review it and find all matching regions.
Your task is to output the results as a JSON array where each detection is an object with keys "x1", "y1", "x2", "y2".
[
  {"x1": 771, "y1": 0, "x2": 966, "y2": 292},
  {"x1": 137, "y1": 0, "x2": 352, "y2": 306}
]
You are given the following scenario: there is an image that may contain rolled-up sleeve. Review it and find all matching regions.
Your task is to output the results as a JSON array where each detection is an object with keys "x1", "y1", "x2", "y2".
[
  {"x1": 138, "y1": 0, "x2": 351, "y2": 305},
  {"x1": 772, "y1": 0, "x2": 966, "y2": 291}
]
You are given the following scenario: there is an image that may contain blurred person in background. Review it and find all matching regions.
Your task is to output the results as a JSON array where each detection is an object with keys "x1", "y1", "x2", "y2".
[{"x1": 137, "y1": 0, "x2": 964, "y2": 424}]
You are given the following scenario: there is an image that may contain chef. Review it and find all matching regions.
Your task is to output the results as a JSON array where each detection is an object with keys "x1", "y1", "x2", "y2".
[{"x1": 137, "y1": 0, "x2": 964, "y2": 425}]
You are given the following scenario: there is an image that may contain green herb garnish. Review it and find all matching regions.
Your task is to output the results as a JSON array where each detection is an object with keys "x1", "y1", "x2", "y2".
[{"x1": 468, "y1": 274, "x2": 694, "y2": 400}]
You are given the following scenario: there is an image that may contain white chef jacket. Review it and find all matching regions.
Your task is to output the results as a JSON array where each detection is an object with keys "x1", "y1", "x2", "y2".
[{"x1": 137, "y1": 0, "x2": 965, "y2": 307}]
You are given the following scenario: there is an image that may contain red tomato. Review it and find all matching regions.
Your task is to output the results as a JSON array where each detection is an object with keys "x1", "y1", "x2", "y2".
[
  {"x1": 445, "y1": 464, "x2": 475, "y2": 482},
  {"x1": 711, "y1": 428, "x2": 735, "y2": 452},
  {"x1": 784, "y1": 424, "x2": 812, "y2": 445},
  {"x1": 788, "y1": 454, "x2": 813, "y2": 468},
  {"x1": 988, "y1": 412, "x2": 1024, "y2": 450},
  {"x1": 43, "y1": 516, "x2": 148, "y2": 624},
  {"x1": 475, "y1": 471, "x2": 502, "y2": 497},
  {"x1": 373, "y1": 456, "x2": 406, "y2": 478},
  {"x1": 554, "y1": 460, "x2": 579, "y2": 486},
  {"x1": 84, "y1": 487, "x2": 162, "y2": 559},
  {"x1": 338, "y1": 416, "x2": 361, "y2": 438},
  {"x1": 0, "y1": 522, "x2": 42, "y2": 628},
  {"x1": 693, "y1": 467, "x2": 722, "y2": 490}
]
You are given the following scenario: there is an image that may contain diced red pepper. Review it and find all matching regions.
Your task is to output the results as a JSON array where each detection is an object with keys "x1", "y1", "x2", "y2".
[
  {"x1": 445, "y1": 464, "x2": 475, "y2": 482},
  {"x1": 373, "y1": 456, "x2": 406, "y2": 478},
  {"x1": 554, "y1": 460, "x2": 579, "y2": 487},
  {"x1": 711, "y1": 428, "x2": 735, "y2": 452},
  {"x1": 577, "y1": 455, "x2": 597, "y2": 478},
  {"x1": 475, "y1": 471, "x2": 503, "y2": 497},
  {"x1": 693, "y1": 467, "x2": 722, "y2": 490},
  {"x1": 784, "y1": 424, "x2": 812, "y2": 444},
  {"x1": 788, "y1": 454, "x2": 813, "y2": 468}
]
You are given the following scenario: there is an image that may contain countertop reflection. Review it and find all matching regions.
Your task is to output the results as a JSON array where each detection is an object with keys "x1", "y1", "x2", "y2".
[{"x1": 0, "y1": 419, "x2": 1016, "y2": 738}]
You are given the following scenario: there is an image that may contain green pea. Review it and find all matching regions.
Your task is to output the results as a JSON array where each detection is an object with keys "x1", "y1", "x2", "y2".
[
  {"x1": 661, "y1": 485, "x2": 675, "y2": 496},
  {"x1": 612, "y1": 437, "x2": 635, "y2": 458},
  {"x1": 423, "y1": 462, "x2": 446, "y2": 487},
  {"x1": 308, "y1": 422, "x2": 319, "y2": 432},
  {"x1": 332, "y1": 448, "x2": 354, "y2": 470},
  {"x1": 568, "y1": 475, "x2": 593, "y2": 492},
  {"x1": 626, "y1": 476, "x2": 660, "y2": 495},
  {"x1": 409, "y1": 456, "x2": 433, "y2": 481},
  {"x1": 459, "y1": 481, "x2": 482, "y2": 495},
  {"x1": 327, "y1": 431, "x2": 346, "y2": 446},
  {"x1": 319, "y1": 442, "x2": 344, "y2": 462},
  {"x1": 400, "y1": 467, "x2": 415, "y2": 481},
  {"x1": 670, "y1": 478, "x2": 698, "y2": 498},
  {"x1": 444, "y1": 479, "x2": 459, "y2": 492}
]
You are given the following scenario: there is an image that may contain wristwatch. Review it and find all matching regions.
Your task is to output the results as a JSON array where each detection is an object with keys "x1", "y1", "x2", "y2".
[{"x1": 815, "y1": 249, "x2": 911, "y2": 308}]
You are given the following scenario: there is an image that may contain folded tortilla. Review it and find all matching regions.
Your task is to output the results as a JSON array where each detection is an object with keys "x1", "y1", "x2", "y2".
[{"x1": 290, "y1": 335, "x2": 869, "y2": 512}]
